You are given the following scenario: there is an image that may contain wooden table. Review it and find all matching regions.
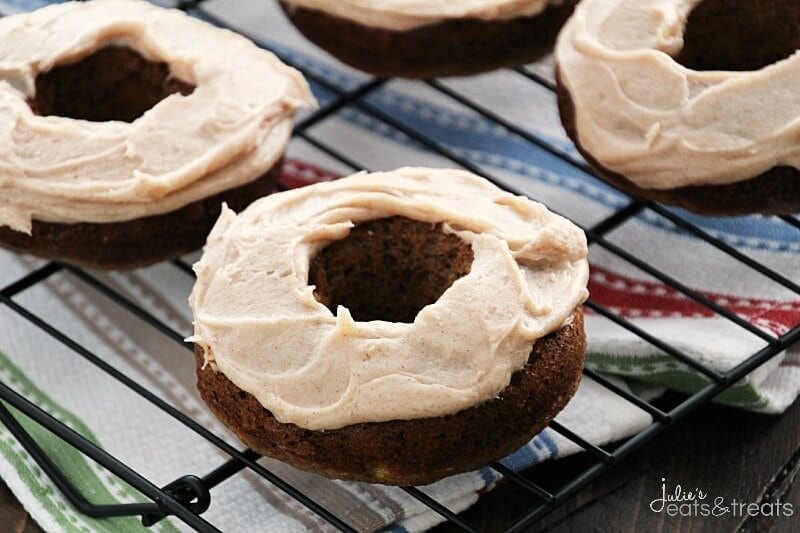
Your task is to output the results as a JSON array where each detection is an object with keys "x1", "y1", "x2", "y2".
[
  {"x1": 1, "y1": 393, "x2": 798, "y2": 532},
  {"x1": 435, "y1": 393, "x2": 800, "y2": 532}
]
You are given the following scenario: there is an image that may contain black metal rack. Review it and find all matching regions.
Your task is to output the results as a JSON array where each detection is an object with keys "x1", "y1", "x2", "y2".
[{"x1": 0, "y1": 0, "x2": 799, "y2": 531}]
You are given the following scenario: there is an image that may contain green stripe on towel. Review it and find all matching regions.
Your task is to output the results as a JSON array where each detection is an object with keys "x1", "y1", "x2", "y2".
[
  {"x1": 0, "y1": 350, "x2": 179, "y2": 532},
  {"x1": 587, "y1": 352, "x2": 769, "y2": 409}
]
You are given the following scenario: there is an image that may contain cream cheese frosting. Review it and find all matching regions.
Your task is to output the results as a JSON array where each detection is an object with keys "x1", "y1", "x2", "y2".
[
  {"x1": 556, "y1": 0, "x2": 800, "y2": 189},
  {"x1": 0, "y1": 0, "x2": 314, "y2": 234},
  {"x1": 188, "y1": 167, "x2": 589, "y2": 431},
  {"x1": 282, "y1": 0, "x2": 557, "y2": 31}
]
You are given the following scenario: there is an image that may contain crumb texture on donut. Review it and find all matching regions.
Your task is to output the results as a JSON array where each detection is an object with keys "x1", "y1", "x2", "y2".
[
  {"x1": 676, "y1": 0, "x2": 800, "y2": 72},
  {"x1": 310, "y1": 217, "x2": 474, "y2": 323},
  {"x1": 555, "y1": 0, "x2": 800, "y2": 191},
  {"x1": 29, "y1": 46, "x2": 195, "y2": 123},
  {"x1": 189, "y1": 168, "x2": 589, "y2": 431}
]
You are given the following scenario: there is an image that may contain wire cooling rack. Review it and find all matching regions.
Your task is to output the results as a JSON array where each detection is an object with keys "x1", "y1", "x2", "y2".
[{"x1": 1, "y1": 0, "x2": 799, "y2": 531}]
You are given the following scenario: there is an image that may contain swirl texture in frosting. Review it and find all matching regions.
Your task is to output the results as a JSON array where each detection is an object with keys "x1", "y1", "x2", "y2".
[
  {"x1": 556, "y1": 0, "x2": 800, "y2": 189},
  {"x1": 0, "y1": 0, "x2": 314, "y2": 233},
  {"x1": 188, "y1": 168, "x2": 589, "y2": 430}
]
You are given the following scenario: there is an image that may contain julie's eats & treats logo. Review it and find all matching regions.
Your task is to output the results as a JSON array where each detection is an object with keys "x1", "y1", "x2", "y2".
[{"x1": 649, "y1": 478, "x2": 794, "y2": 518}]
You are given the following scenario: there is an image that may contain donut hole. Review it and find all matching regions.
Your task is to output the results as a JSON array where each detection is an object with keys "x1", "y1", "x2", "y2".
[
  {"x1": 309, "y1": 217, "x2": 474, "y2": 323},
  {"x1": 29, "y1": 46, "x2": 195, "y2": 122},
  {"x1": 676, "y1": 0, "x2": 800, "y2": 71}
]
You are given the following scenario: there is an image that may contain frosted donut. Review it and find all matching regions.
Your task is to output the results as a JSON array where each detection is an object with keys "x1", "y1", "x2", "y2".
[
  {"x1": 189, "y1": 167, "x2": 590, "y2": 484},
  {"x1": 556, "y1": 0, "x2": 800, "y2": 215},
  {"x1": 0, "y1": 0, "x2": 314, "y2": 268},
  {"x1": 280, "y1": 0, "x2": 580, "y2": 77}
]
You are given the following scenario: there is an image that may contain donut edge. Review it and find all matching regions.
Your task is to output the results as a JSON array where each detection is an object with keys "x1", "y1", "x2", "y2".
[
  {"x1": 195, "y1": 307, "x2": 586, "y2": 486},
  {"x1": 556, "y1": 70, "x2": 800, "y2": 216},
  {"x1": 0, "y1": 159, "x2": 284, "y2": 270},
  {"x1": 279, "y1": 1, "x2": 579, "y2": 78}
]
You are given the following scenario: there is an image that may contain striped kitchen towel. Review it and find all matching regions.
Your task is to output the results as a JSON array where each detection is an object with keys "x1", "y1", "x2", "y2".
[{"x1": 0, "y1": 0, "x2": 797, "y2": 532}]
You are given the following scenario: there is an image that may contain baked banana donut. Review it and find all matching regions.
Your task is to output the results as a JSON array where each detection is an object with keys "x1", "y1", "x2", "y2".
[
  {"x1": 280, "y1": 0, "x2": 579, "y2": 77},
  {"x1": 189, "y1": 167, "x2": 589, "y2": 485},
  {"x1": 556, "y1": 0, "x2": 800, "y2": 215},
  {"x1": 0, "y1": 0, "x2": 314, "y2": 269}
]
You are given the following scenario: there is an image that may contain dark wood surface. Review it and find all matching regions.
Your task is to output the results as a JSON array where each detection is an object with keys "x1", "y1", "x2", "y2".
[
  {"x1": 0, "y1": 393, "x2": 797, "y2": 532},
  {"x1": 0, "y1": 481, "x2": 42, "y2": 533},
  {"x1": 435, "y1": 393, "x2": 800, "y2": 533}
]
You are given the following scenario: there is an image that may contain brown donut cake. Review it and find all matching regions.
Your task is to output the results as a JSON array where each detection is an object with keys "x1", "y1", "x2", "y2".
[
  {"x1": 0, "y1": 164, "x2": 282, "y2": 271},
  {"x1": 0, "y1": 0, "x2": 314, "y2": 269},
  {"x1": 189, "y1": 168, "x2": 589, "y2": 485},
  {"x1": 194, "y1": 311, "x2": 584, "y2": 485},
  {"x1": 280, "y1": 0, "x2": 579, "y2": 78},
  {"x1": 555, "y1": 0, "x2": 800, "y2": 216}
]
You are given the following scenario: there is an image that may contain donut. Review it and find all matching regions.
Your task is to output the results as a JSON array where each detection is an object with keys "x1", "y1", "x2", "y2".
[
  {"x1": 0, "y1": 0, "x2": 314, "y2": 269},
  {"x1": 279, "y1": 0, "x2": 579, "y2": 78},
  {"x1": 555, "y1": 0, "x2": 800, "y2": 216},
  {"x1": 189, "y1": 168, "x2": 589, "y2": 485}
]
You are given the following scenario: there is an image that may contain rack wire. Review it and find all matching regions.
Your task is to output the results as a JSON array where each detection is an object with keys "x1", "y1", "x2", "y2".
[{"x1": 0, "y1": 0, "x2": 799, "y2": 531}]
